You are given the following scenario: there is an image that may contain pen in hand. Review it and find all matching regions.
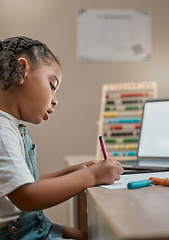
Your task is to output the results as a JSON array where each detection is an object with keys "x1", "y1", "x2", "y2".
[{"x1": 99, "y1": 136, "x2": 108, "y2": 160}]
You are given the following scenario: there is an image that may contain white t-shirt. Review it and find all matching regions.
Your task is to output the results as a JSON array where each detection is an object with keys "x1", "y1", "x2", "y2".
[{"x1": 0, "y1": 110, "x2": 35, "y2": 230}]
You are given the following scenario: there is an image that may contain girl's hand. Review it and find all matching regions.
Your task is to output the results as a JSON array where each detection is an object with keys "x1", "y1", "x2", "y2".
[
  {"x1": 39, "y1": 160, "x2": 98, "y2": 179},
  {"x1": 68, "y1": 160, "x2": 98, "y2": 172},
  {"x1": 87, "y1": 159, "x2": 124, "y2": 186}
]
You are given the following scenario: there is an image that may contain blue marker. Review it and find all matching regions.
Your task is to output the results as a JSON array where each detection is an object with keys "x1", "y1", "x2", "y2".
[{"x1": 127, "y1": 180, "x2": 153, "y2": 189}]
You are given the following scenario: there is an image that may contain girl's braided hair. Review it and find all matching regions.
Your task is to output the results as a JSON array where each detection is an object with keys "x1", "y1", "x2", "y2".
[{"x1": 0, "y1": 36, "x2": 60, "y2": 90}]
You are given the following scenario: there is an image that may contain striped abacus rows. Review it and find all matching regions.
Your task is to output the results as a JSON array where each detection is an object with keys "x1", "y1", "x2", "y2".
[{"x1": 96, "y1": 82, "x2": 157, "y2": 161}]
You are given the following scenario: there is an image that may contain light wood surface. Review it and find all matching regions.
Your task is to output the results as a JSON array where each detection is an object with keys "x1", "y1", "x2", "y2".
[{"x1": 87, "y1": 186, "x2": 169, "y2": 240}]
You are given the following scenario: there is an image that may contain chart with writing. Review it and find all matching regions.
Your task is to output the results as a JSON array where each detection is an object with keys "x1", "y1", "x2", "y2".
[{"x1": 96, "y1": 82, "x2": 157, "y2": 161}]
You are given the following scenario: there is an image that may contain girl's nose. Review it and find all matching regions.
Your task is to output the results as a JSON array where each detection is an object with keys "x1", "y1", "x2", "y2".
[{"x1": 51, "y1": 96, "x2": 58, "y2": 106}]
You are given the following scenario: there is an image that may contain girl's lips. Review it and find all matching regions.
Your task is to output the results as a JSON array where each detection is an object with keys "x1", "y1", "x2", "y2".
[
  {"x1": 43, "y1": 109, "x2": 54, "y2": 121},
  {"x1": 47, "y1": 109, "x2": 54, "y2": 114}
]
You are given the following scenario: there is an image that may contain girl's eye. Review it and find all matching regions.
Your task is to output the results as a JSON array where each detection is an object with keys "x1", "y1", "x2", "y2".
[{"x1": 50, "y1": 83, "x2": 56, "y2": 91}]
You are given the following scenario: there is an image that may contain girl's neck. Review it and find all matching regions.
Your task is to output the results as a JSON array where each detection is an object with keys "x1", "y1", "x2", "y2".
[{"x1": 0, "y1": 90, "x2": 21, "y2": 120}]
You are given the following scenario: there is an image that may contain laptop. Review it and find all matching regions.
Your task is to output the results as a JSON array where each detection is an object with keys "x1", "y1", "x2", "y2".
[{"x1": 123, "y1": 99, "x2": 169, "y2": 174}]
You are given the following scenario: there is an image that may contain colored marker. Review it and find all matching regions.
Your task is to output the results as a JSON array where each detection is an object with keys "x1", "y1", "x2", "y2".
[
  {"x1": 127, "y1": 180, "x2": 153, "y2": 189},
  {"x1": 149, "y1": 177, "x2": 169, "y2": 187},
  {"x1": 99, "y1": 136, "x2": 108, "y2": 160}
]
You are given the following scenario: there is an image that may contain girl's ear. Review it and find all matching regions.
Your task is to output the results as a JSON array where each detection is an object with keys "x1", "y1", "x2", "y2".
[{"x1": 17, "y1": 57, "x2": 30, "y2": 83}]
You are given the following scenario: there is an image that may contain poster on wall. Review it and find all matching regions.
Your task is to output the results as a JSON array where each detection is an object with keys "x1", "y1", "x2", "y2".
[{"x1": 77, "y1": 9, "x2": 152, "y2": 62}]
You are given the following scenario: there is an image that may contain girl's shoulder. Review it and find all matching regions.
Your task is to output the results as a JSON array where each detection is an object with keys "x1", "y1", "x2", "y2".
[{"x1": 0, "y1": 116, "x2": 21, "y2": 141}]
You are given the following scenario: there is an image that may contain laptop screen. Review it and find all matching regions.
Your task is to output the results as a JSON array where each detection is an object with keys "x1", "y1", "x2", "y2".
[{"x1": 137, "y1": 99, "x2": 169, "y2": 159}]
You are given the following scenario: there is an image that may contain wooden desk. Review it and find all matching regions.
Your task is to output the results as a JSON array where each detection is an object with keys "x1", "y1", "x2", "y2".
[
  {"x1": 64, "y1": 155, "x2": 169, "y2": 240},
  {"x1": 87, "y1": 186, "x2": 169, "y2": 240}
]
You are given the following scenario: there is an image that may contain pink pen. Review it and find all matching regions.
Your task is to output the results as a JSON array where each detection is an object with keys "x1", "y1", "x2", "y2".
[{"x1": 99, "y1": 136, "x2": 108, "y2": 160}]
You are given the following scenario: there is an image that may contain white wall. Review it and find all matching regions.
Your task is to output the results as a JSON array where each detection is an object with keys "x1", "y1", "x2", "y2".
[{"x1": 1, "y1": 0, "x2": 169, "y2": 225}]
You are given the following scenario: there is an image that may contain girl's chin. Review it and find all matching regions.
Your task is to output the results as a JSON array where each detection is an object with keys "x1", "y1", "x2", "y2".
[
  {"x1": 43, "y1": 112, "x2": 49, "y2": 121},
  {"x1": 21, "y1": 116, "x2": 43, "y2": 124},
  {"x1": 31, "y1": 118, "x2": 43, "y2": 124}
]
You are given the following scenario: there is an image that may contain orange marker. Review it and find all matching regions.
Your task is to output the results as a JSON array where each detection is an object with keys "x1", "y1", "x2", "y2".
[{"x1": 149, "y1": 177, "x2": 169, "y2": 187}]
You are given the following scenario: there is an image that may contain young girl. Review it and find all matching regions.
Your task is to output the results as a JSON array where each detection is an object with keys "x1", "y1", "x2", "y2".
[{"x1": 0, "y1": 36, "x2": 124, "y2": 240}]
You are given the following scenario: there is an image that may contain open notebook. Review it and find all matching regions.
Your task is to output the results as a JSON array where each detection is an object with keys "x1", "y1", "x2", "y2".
[{"x1": 123, "y1": 99, "x2": 169, "y2": 174}]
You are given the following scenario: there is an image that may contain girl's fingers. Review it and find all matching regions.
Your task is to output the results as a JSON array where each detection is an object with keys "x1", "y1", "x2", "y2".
[
  {"x1": 114, "y1": 175, "x2": 121, "y2": 181},
  {"x1": 116, "y1": 161, "x2": 122, "y2": 166},
  {"x1": 117, "y1": 166, "x2": 124, "y2": 175}
]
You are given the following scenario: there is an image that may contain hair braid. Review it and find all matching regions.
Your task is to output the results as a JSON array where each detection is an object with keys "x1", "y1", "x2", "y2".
[
  {"x1": 0, "y1": 36, "x2": 60, "y2": 90},
  {"x1": 0, "y1": 41, "x2": 4, "y2": 52},
  {"x1": 1, "y1": 37, "x2": 43, "y2": 54},
  {"x1": 0, "y1": 48, "x2": 23, "y2": 90}
]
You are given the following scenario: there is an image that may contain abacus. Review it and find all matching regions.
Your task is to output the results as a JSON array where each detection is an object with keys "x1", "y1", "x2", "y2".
[{"x1": 96, "y1": 82, "x2": 157, "y2": 163}]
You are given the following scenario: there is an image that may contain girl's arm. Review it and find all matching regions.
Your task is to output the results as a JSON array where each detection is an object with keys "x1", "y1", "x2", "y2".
[
  {"x1": 7, "y1": 159, "x2": 124, "y2": 212},
  {"x1": 39, "y1": 160, "x2": 97, "y2": 179}
]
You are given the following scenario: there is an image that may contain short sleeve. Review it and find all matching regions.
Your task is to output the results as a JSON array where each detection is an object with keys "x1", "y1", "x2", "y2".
[{"x1": 0, "y1": 125, "x2": 35, "y2": 198}]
